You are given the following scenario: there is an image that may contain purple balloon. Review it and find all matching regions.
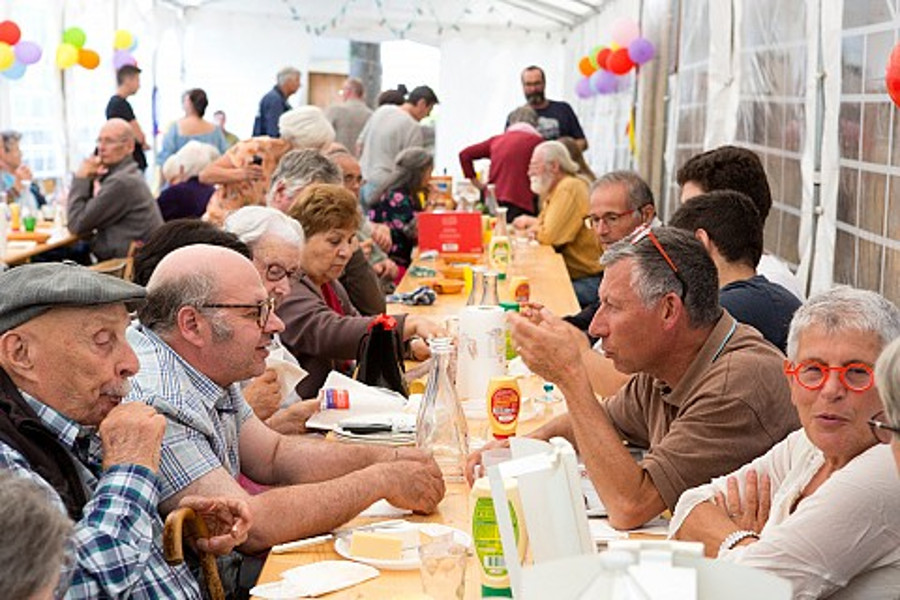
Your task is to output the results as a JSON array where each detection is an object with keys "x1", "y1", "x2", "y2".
[
  {"x1": 14, "y1": 40, "x2": 41, "y2": 65},
  {"x1": 112, "y1": 50, "x2": 136, "y2": 70},
  {"x1": 590, "y1": 69, "x2": 618, "y2": 94},
  {"x1": 575, "y1": 77, "x2": 594, "y2": 99},
  {"x1": 628, "y1": 37, "x2": 655, "y2": 65},
  {"x1": 2, "y1": 60, "x2": 26, "y2": 80}
]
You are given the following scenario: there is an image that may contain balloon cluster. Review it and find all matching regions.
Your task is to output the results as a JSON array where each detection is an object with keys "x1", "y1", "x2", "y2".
[
  {"x1": 575, "y1": 18, "x2": 656, "y2": 99},
  {"x1": 57, "y1": 27, "x2": 100, "y2": 70},
  {"x1": 112, "y1": 29, "x2": 138, "y2": 70},
  {"x1": 0, "y1": 20, "x2": 42, "y2": 81},
  {"x1": 887, "y1": 43, "x2": 900, "y2": 107}
]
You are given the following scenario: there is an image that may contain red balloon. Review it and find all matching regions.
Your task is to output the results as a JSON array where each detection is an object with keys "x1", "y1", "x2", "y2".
[
  {"x1": 596, "y1": 47, "x2": 612, "y2": 71},
  {"x1": 607, "y1": 48, "x2": 635, "y2": 75},
  {"x1": 0, "y1": 21, "x2": 21, "y2": 46},
  {"x1": 887, "y1": 43, "x2": 900, "y2": 107}
]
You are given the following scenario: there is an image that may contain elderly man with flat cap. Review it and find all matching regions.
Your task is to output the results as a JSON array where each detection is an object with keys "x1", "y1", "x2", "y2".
[{"x1": 0, "y1": 263, "x2": 251, "y2": 599}]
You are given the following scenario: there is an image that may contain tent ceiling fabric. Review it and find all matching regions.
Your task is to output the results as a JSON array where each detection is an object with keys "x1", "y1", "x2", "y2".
[{"x1": 163, "y1": 0, "x2": 611, "y2": 42}]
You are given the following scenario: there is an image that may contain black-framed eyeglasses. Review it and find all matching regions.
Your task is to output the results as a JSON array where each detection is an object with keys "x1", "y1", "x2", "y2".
[
  {"x1": 868, "y1": 411, "x2": 900, "y2": 444},
  {"x1": 263, "y1": 263, "x2": 298, "y2": 283},
  {"x1": 628, "y1": 224, "x2": 689, "y2": 300},
  {"x1": 202, "y1": 297, "x2": 276, "y2": 328},
  {"x1": 783, "y1": 360, "x2": 875, "y2": 393},
  {"x1": 585, "y1": 208, "x2": 639, "y2": 229}
]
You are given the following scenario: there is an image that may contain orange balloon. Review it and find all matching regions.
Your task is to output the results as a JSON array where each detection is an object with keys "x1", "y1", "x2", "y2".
[
  {"x1": 578, "y1": 56, "x2": 596, "y2": 77},
  {"x1": 77, "y1": 48, "x2": 100, "y2": 70}
]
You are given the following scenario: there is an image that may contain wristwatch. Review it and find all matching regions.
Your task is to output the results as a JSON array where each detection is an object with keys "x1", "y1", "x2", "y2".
[{"x1": 718, "y1": 529, "x2": 760, "y2": 556}]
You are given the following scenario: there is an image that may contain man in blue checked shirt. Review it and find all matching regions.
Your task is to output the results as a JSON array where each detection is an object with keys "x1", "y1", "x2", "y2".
[
  {"x1": 126, "y1": 244, "x2": 445, "y2": 587},
  {"x1": 0, "y1": 262, "x2": 252, "y2": 599}
]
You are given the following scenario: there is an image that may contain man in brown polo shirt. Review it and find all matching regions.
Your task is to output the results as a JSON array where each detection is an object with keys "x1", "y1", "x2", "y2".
[{"x1": 469, "y1": 226, "x2": 799, "y2": 529}]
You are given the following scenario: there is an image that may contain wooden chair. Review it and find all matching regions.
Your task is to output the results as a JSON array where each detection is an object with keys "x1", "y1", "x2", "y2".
[{"x1": 88, "y1": 258, "x2": 130, "y2": 279}]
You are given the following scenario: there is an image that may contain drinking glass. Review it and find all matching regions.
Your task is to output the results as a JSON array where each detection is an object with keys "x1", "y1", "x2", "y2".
[{"x1": 419, "y1": 539, "x2": 467, "y2": 600}]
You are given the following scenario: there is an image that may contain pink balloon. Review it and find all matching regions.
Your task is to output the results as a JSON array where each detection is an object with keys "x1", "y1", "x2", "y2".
[
  {"x1": 575, "y1": 77, "x2": 594, "y2": 99},
  {"x1": 14, "y1": 40, "x2": 42, "y2": 65},
  {"x1": 112, "y1": 50, "x2": 136, "y2": 70},
  {"x1": 590, "y1": 69, "x2": 618, "y2": 94},
  {"x1": 610, "y1": 18, "x2": 640, "y2": 47},
  {"x1": 628, "y1": 37, "x2": 655, "y2": 65}
]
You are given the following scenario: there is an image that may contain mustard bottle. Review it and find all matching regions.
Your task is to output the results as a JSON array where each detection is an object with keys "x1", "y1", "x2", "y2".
[
  {"x1": 486, "y1": 376, "x2": 521, "y2": 440},
  {"x1": 470, "y1": 476, "x2": 528, "y2": 597}
]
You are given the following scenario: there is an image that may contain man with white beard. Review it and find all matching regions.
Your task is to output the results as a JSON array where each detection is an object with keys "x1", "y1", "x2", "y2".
[{"x1": 512, "y1": 140, "x2": 602, "y2": 307}]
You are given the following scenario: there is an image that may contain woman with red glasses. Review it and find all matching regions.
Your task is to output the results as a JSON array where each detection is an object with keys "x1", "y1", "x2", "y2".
[{"x1": 670, "y1": 286, "x2": 900, "y2": 599}]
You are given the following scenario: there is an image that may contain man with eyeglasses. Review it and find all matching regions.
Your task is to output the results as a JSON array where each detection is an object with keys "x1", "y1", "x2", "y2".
[
  {"x1": 471, "y1": 226, "x2": 798, "y2": 531},
  {"x1": 671, "y1": 286, "x2": 900, "y2": 598},
  {"x1": 126, "y1": 244, "x2": 445, "y2": 595},
  {"x1": 66, "y1": 118, "x2": 163, "y2": 261}
]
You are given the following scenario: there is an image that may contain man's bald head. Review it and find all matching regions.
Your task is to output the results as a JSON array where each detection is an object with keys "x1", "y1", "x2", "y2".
[
  {"x1": 140, "y1": 245, "x2": 261, "y2": 335},
  {"x1": 97, "y1": 118, "x2": 136, "y2": 166}
]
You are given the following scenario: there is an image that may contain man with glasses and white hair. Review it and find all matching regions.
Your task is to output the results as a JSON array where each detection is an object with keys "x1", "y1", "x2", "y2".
[
  {"x1": 125, "y1": 244, "x2": 445, "y2": 594},
  {"x1": 672, "y1": 287, "x2": 900, "y2": 599},
  {"x1": 469, "y1": 226, "x2": 799, "y2": 530},
  {"x1": 512, "y1": 140, "x2": 603, "y2": 307},
  {"x1": 67, "y1": 118, "x2": 163, "y2": 261}
]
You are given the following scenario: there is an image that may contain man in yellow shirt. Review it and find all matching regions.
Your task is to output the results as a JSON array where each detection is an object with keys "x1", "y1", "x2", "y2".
[{"x1": 512, "y1": 140, "x2": 602, "y2": 307}]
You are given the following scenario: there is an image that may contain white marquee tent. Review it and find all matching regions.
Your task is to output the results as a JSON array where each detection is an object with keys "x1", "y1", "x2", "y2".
[{"x1": 1, "y1": 0, "x2": 899, "y2": 304}]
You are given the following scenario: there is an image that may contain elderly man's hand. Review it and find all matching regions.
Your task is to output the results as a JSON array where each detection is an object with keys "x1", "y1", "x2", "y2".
[
  {"x1": 379, "y1": 458, "x2": 446, "y2": 514},
  {"x1": 359, "y1": 238, "x2": 374, "y2": 261},
  {"x1": 243, "y1": 369, "x2": 282, "y2": 420},
  {"x1": 509, "y1": 309, "x2": 584, "y2": 387},
  {"x1": 177, "y1": 495, "x2": 252, "y2": 556},
  {"x1": 373, "y1": 258, "x2": 399, "y2": 281},
  {"x1": 76, "y1": 156, "x2": 104, "y2": 179},
  {"x1": 99, "y1": 403, "x2": 167, "y2": 472}
]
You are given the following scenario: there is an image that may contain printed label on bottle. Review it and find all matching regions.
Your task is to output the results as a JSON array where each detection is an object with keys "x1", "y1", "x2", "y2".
[
  {"x1": 472, "y1": 497, "x2": 520, "y2": 578},
  {"x1": 490, "y1": 387, "x2": 520, "y2": 425},
  {"x1": 318, "y1": 388, "x2": 350, "y2": 409}
]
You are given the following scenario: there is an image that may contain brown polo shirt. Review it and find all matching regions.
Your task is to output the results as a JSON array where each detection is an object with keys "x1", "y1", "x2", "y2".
[{"x1": 603, "y1": 311, "x2": 800, "y2": 510}]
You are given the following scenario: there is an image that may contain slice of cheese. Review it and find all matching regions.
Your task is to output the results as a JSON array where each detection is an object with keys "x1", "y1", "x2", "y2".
[{"x1": 349, "y1": 531, "x2": 404, "y2": 560}]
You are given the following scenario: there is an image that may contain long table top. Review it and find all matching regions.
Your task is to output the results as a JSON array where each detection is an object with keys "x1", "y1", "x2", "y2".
[
  {"x1": 2, "y1": 225, "x2": 80, "y2": 266},
  {"x1": 253, "y1": 244, "x2": 583, "y2": 599}
]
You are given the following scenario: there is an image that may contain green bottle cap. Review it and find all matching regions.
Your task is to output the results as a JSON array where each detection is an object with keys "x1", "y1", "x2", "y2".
[{"x1": 499, "y1": 301, "x2": 520, "y2": 312}]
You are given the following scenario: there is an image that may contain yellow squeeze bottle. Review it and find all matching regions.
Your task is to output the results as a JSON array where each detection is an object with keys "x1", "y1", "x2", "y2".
[
  {"x1": 487, "y1": 376, "x2": 521, "y2": 440},
  {"x1": 9, "y1": 202, "x2": 20, "y2": 231},
  {"x1": 470, "y1": 476, "x2": 528, "y2": 597}
]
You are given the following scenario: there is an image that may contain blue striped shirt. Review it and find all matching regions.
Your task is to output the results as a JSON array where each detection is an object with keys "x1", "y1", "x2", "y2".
[{"x1": 0, "y1": 394, "x2": 200, "y2": 599}]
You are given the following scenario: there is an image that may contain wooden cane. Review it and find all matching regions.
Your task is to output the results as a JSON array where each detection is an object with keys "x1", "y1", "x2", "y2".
[{"x1": 163, "y1": 507, "x2": 226, "y2": 600}]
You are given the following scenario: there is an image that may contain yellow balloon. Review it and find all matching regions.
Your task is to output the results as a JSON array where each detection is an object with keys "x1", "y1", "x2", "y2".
[
  {"x1": 0, "y1": 42, "x2": 13, "y2": 71},
  {"x1": 56, "y1": 43, "x2": 78, "y2": 69},
  {"x1": 113, "y1": 29, "x2": 133, "y2": 51}
]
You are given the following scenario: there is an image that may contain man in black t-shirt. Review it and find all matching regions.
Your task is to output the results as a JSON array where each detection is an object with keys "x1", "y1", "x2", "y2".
[
  {"x1": 514, "y1": 65, "x2": 587, "y2": 151},
  {"x1": 106, "y1": 65, "x2": 148, "y2": 171}
]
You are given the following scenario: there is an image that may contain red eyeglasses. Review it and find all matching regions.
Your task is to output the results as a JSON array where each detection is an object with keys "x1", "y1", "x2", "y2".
[{"x1": 783, "y1": 360, "x2": 875, "y2": 392}]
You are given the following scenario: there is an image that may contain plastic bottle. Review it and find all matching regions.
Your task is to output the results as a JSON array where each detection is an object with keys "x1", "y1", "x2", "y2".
[
  {"x1": 8, "y1": 202, "x2": 20, "y2": 231},
  {"x1": 500, "y1": 302, "x2": 519, "y2": 360},
  {"x1": 470, "y1": 476, "x2": 529, "y2": 597},
  {"x1": 486, "y1": 376, "x2": 521, "y2": 440},
  {"x1": 488, "y1": 207, "x2": 512, "y2": 274},
  {"x1": 416, "y1": 337, "x2": 468, "y2": 482}
]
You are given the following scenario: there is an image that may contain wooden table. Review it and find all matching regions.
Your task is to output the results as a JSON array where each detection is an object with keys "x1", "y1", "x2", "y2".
[
  {"x1": 2, "y1": 225, "x2": 80, "y2": 266},
  {"x1": 390, "y1": 243, "x2": 581, "y2": 318},
  {"x1": 253, "y1": 244, "x2": 587, "y2": 598}
]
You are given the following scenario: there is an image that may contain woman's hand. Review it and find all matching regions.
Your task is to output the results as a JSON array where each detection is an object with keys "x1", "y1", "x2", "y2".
[{"x1": 715, "y1": 469, "x2": 771, "y2": 533}]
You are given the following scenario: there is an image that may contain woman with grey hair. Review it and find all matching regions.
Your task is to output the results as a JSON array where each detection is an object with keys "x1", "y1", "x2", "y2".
[
  {"x1": 200, "y1": 106, "x2": 335, "y2": 224},
  {"x1": 157, "y1": 141, "x2": 221, "y2": 221},
  {"x1": 223, "y1": 206, "x2": 320, "y2": 435},
  {"x1": 367, "y1": 147, "x2": 433, "y2": 277},
  {"x1": 0, "y1": 472, "x2": 73, "y2": 599},
  {"x1": 874, "y1": 336, "x2": 900, "y2": 472},
  {"x1": 671, "y1": 286, "x2": 900, "y2": 599},
  {"x1": 458, "y1": 105, "x2": 543, "y2": 220}
]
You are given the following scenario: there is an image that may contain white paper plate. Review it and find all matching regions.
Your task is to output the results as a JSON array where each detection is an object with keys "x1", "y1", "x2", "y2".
[{"x1": 334, "y1": 523, "x2": 471, "y2": 571}]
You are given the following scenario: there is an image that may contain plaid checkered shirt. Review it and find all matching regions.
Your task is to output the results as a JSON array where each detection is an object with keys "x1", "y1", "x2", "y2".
[
  {"x1": 125, "y1": 324, "x2": 253, "y2": 503},
  {"x1": 0, "y1": 393, "x2": 200, "y2": 599}
]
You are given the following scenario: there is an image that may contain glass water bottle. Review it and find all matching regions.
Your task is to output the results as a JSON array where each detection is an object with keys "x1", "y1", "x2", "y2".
[{"x1": 416, "y1": 338, "x2": 469, "y2": 483}]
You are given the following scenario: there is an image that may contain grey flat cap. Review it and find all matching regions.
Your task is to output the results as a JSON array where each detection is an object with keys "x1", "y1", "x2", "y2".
[{"x1": 0, "y1": 263, "x2": 146, "y2": 333}]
